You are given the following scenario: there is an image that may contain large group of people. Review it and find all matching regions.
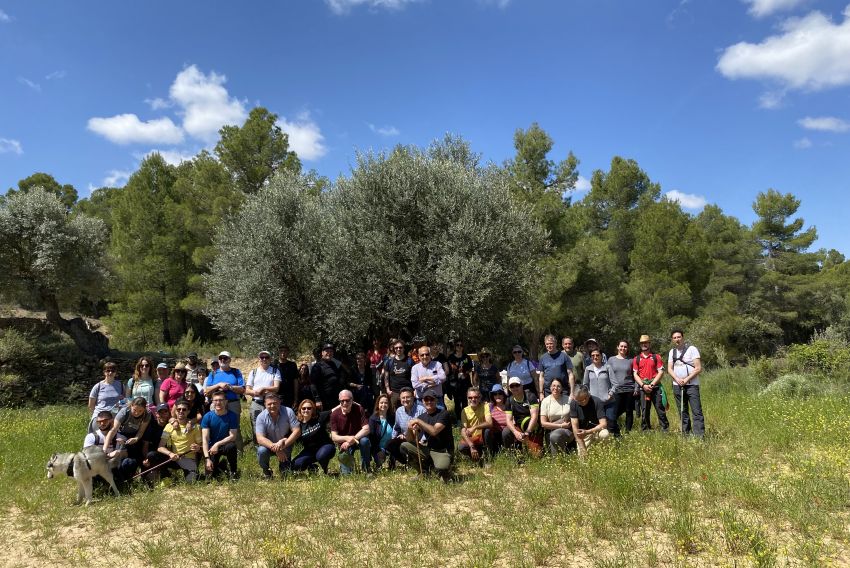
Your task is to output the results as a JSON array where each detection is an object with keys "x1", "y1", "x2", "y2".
[{"x1": 82, "y1": 329, "x2": 705, "y2": 486}]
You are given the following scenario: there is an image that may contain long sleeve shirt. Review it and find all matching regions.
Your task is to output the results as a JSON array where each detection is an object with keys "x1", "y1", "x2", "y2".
[{"x1": 411, "y1": 361, "x2": 446, "y2": 400}]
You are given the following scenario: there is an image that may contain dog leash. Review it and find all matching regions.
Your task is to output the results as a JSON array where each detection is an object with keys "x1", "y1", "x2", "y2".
[{"x1": 131, "y1": 451, "x2": 191, "y2": 479}]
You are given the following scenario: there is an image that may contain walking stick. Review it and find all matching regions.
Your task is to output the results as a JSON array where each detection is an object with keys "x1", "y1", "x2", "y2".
[
  {"x1": 680, "y1": 381, "x2": 686, "y2": 433},
  {"x1": 413, "y1": 427, "x2": 424, "y2": 475},
  {"x1": 132, "y1": 451, "x2": 189, "y2": 479}
]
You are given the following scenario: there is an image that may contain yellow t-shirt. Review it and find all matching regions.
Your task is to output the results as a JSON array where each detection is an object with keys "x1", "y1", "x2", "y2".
[
  {"x1": 461, "y1": 404, "x2": 491, "y2": 433},
  {"x1": 162, "y1": 422, "x2": 202, "y2": 456}
]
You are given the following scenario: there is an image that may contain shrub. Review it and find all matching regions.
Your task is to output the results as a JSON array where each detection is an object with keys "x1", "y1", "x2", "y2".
[
  {"x1": 786, "y1": 336, "x2": 850, "y2": 379},
  {"x1": 761, "y1": 373, "x2": 818, "y2": 398},
  {"x1": 749, "y1": 356, "x2": 779, "y2": 386},
  {"x1": 0, "y1": 329, "x2": 39, "y2": 370}
]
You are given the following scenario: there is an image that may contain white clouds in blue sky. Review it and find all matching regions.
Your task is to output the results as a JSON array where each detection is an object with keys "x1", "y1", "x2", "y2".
[
  {"x1": 717, "y1": 6, "x2": 850, "y2": 93},
  {"x1": 0, "y1": 9, "x2": 11, "y2": 22},
  {"x1": 798, "y1": 116, "x2": 850, "y2": 132},
  {"x1": 17, "y1": 77, "x2": 40, "y2": 92},
  {"x1": 168, "y1": 65, "x2": 247, "y2": 143},
  {"x1": 666, "y1": 190, "x2": 708, "y2": 211},
  {"x1": 87, "y1": 114, "x2": 184, "y2": 145},
  {"x1": 277, "y1": 113, "x2": 327, "y2": 160},
  {"x1": 743, "y1": 0, "x2": 809, "y2": 18},
  {"x1": 0, "y1": 138, "x2": 23, "y2": 155},
  {"x1": 325, "y1": 0, "x2": 419, "y2": 15},
  {"x1": 45, "y1": 70, "x2": 66, "y2": 80},
  {"x1": 794, "y1": 137, "x2": 813, "y2": 149},
  {"x1": 368, "y1": 123, "x2": 400, "y2": 137}
]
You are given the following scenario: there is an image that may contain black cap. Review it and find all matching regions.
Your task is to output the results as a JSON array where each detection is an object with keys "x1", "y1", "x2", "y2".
[
  {"x1": 422, "y1": 389, "x2": 439, "y2": 400},
  {"x1": 322, "y1": 342, "x2": 335, "y2": 350}
]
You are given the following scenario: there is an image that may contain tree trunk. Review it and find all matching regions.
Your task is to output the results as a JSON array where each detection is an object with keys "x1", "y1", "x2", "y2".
[{"x1": 42, "y1": 292, "x2": 110, "y2": 358}]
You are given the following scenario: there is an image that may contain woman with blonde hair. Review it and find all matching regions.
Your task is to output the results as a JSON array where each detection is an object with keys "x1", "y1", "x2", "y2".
[{"x1": 128, "y1": 356, "x2": 158, "y2": 409}]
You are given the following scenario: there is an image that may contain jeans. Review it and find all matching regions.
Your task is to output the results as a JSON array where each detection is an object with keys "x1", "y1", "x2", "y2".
[
  {"x1": 257, "y1": 445, "x2": 292, "y2": 474},
  {"x1": 292, "y1": 444, "x2": 335, "y2": 473},
  {"x1": 249, "y1": 400, "x2": 265, "y2": 444},
  {"x1": 604, "y1": 400, "x2": 620, "y2": 437},
  {"x1": 613, "y1": 391, "x2": 638, "y2": 433},
  {"x1": 640, "y1": 385, "x2": 669, "y2": 431},
  {"x1": 672, "y1": 384, "x2": 705, "y2": 437},
  {"x1": 337, "y1": 437, "x2": 372, "y2": 474}
]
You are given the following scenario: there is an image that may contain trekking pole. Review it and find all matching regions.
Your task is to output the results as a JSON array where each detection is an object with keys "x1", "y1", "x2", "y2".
[
  {"x1": 680, "y1": 381, "x2": 686, "y2": 433},
  {"x1": 414, "y1": 428, "x2": 424, "y2": 475},
  {"x1": 132, "y1": 451, "x2": 189, "y2": 479}
]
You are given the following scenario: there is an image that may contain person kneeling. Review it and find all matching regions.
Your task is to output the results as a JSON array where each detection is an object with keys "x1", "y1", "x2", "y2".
[
  {"x1": 570, "y1": 385, "x2": 610, "y2": 458},
  {"x1": 330, "y1": 389, "x2": 371, "y2": 474},
  {"x1": 255, "y1": 393, "x2": 301, "y2": 479},
  {"x1": 201, "y1": 393, "x2": 240, "y2": 480},
  {"x1": 458, "y1": 387, "x2": 492, "y2": 464},
  {"x1": 401, "y1": 389, "x2": 454, "y2": 481},
  {"x1": 157, "y1": 399, "x2": 202, "y2": 482}
]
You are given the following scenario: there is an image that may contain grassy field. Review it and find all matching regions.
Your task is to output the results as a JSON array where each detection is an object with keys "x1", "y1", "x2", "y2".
[{"x1": 1, "y1": 368, "x2": 849, "y2": 568}]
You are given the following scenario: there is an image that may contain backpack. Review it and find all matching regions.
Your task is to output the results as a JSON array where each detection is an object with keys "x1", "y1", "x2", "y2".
[{"x1": 671, "y1": 344, "x2": 694, "y2": 370}]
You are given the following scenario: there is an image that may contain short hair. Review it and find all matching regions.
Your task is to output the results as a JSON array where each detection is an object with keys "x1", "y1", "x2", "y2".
[
  {"x1": 399, "y1": 387, "x2": 414, "y2": 396},
  {"x1": 211, "y1": 392, "x2": 227, "y2": 401},
  {"x1": 562, "y1": 336, "x2": 574, "y2": 343},
  {"x1": 278, "y1": 345, "x2": 289, "y2": 351},
  {"x1": 263, "y1": 392, "x2": 281, "y2": 402},
  {"x1": 103, "y1": 361, "x2": 117, "y2": 371},
  {"x1": 574, "y1": 385, "x2": 591, "y2": 399},
  {"x1": 130, "y1": 397, "x2": 147, "y2": 408},
  {"x1": 173, "y1": 398, "x2": 190, "y2": 410},
  {"x1": 544, "y1": 334, "x2": 557, "y2": 343},
  {"x1": 590, "y1": 348, "x2": 602, "y2": 356},
  {"x1": 618, "y1": 339, "x2": 630, "y2": 348},
  {"x1": 671, "y1": 328, "x2": 684, "y2": 337},
  {"x1": 338, "y1": 389, "x2": 353, "y2": 400},
  {"x1": 549, "y1": 378, "x2": 565, "y2": 389},
  {"x1": 97, "y1": 410, "x2": 113, "y2": 420},
  {"x1": 466, "y1": 386, "x2": 481, "y2": 397}
]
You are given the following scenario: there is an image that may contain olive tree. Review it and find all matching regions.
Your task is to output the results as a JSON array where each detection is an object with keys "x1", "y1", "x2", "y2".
[
  {"x1": 0, "y1": 187, "x2": 109, "y2": 355},
  {"x1": 205, "y1": 138, "x2": 548, "y2": 349}
]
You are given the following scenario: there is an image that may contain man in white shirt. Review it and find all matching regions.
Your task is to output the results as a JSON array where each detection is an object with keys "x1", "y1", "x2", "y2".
[
  {"x1": 246, "y1": 349, "x2": 282, "y2": 444},
  {"x1": 667, "y1": 328, "x2": 705, "y2": 437},
  {"x1": 411, "y1": 346, "x2": 446, "y2": 407}
]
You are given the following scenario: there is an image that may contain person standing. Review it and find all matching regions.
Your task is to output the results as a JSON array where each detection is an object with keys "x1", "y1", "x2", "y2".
[
  {"x1": 633, "y1": 335, "x2": 669, "y2": 432},
  {"x1": 609, "y1": 340, "x2": 638, "y2": 433},
  {"x1": 446, "y1": 339, "x2": 474, "y2": 423},
  {"x1": 382, "y1": 339, "x2": 413, "y2": 410},
  {"x1": 310, "y1": 343, "x2": 347, "y2": 412},
  {"x1": 411, "y1": 346, "x2": 446, "y2": 405},
  {"x1": 537, "y1": 334, "x2": 575, "y2": 397},
  {"x1": 204, "y1": 351, "x2": 246, "y2": 452},
  {"x1": 668, "y1": 329, "x2": 705, "y2": 437},
  {"x1": 246, "y1": 350, "x2": 281, "y2": 444},
  {"x1": 582, "y1": 348, "x2": 618, "y2": 437},
  {"x1": 87, "y1": 361, "x2": 126, "y2": 433},
  {"x1": 473, "y1": 348, "x2": 500, "y2": 401},
  {"x1": 562, "y1": 337, "x2": 585, "y2": 390},
  {"x1": 274, "y1": 345, "x2": 299, "y2": 409},
  {"x1": 505, "y1": 345, "x2": 537, "y2": 395}
]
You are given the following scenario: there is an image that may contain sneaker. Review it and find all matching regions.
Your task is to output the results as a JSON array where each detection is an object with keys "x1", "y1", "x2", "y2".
[{"x1": 262, "y1": 469, "x2": 273, "y2": 481}]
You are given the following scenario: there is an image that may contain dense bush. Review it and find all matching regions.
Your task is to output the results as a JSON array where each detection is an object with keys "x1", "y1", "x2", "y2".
[
  {"x1": 761, "y1": 373, "x2": 820, "y2": 398},
  {"x1": 786, "y1": 335, "x2": 850, "y2": 379}
]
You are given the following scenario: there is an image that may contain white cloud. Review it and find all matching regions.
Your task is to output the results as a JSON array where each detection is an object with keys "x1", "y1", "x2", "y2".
[
  {"x1": 793, "y1": 137, "x2": 813, "y2": 148},
  {"x1": 743, "y1": 0, "x2": 808, "y2": 18},
  {"x1": 102, "y1": 170, "x2": 132, "y2": 187},
  {"x1": 758, "y1": 90, "x2": 786, "y2": 109},
  {"x1": 326, "y1": 0, "x2": 418, "y2": 14},
  {"x1": 717, "y1": 7, "x2": 850, "y2": 91},
  {"x1": 368, "y1": 123, "x2": 400, "y2": 137},
  {"x1": 136, "y1": 149, "x2": 197, "y2": 166},
  {"x1": 87, "y1": 114, "x2": 185, "y2": 145},
  {"x1": 145, "y1": 97, "x2": 172, "y2": 110},
  {"x1": 45, "y1": 70, "x2": 67, "y2": 80},
  {"x1": 169, "y1": 65, "x2": 246, "y2": 142},
  {"x1": 0, "y1": 138, "x2": 23, "y2": 155},
  {"x1": 478, "y1": 0, "x2": 511, "y2": 8},
  {"x1": 17, "y1": 76, "x2": 41, "y2": 92},
  {"x1": 798, "y1": 116, "x2": 850, "y2": 132},
  {"x1": 278, "y1": 113, "x2": 327, "y2": 161},
  {"x1": 666, "y1": 190, "x2": 707, "y2": 210},
  {"x1": 0, "y1": 9, "x2": 11, "y2": 22},
  {"x1": 575, "y1": 175, "x2": 591, "y2": 193}
]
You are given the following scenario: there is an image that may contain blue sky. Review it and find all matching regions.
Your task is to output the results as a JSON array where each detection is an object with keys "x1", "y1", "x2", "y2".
[{"x1": 2, "y1": 0, "x2": 849, "y2": 253}]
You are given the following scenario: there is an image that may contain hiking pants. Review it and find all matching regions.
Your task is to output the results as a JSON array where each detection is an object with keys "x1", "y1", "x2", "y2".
[
  {"x1": 640, "y1": 386, "x2": 669, "y2": 432},
  {"x1": 672, "y1": 384, "x2": 705, "y2": 437}
]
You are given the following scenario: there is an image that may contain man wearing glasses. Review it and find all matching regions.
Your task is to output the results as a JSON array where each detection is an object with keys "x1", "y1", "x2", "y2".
[
  {"x1": 411, "y1": 346, "x2": 446, "y2": 406},
  {"x1": 330, "y1": 389, "x2": 371, "y2": 475},
  {"x1": 201, "y1": 393, "x2": 240, "y2": 480},
  {"x1": 246, "y1": 350, "x2": 281, "y2": 444},
  {"x1": 204, "y1": 351, "x2": 246, "y2": 452},
  {"x1": 157, "y1": 399, "x2": 202, "y2": 482},
  {"x1": 458, "y1": 387, "x2": 492, "y2": 464},
  {"x1": 382, "y1": 339, "x2": 413, "y2": 411}
]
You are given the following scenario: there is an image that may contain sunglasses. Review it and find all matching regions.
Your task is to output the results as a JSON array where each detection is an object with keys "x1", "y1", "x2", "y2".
[
  {"x1": 218, "y1": 356, "x2": 230, "y2": 361},
  {"x1": 259, "y1": 355, "x2": 270, "y2": 360},
  {"x1": 139, "y1": 363, "x2": 150, "y2": 368},
  {"x1": 467, "y1": 396, "x2": 480, "y2": 401},
  {"x1": 175, "y1": 408, "x2": 189, "y2": 412},
  {"x1": 104, "y1": 369, "x2": 117, "y2": 374},
  {"x1": 512, "y1": 351, "x2": 522, "y2": 354},
  {"x1": 509, "y1": 384, "x2": 522, "y2": 388}
]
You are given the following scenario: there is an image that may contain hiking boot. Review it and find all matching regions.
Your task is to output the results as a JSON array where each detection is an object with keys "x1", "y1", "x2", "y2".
[{"x1": 338, "y1": 452, "x2": 355, "y2": 470}]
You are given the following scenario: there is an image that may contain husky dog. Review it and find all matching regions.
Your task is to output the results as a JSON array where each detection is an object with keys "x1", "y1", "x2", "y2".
[{"x1": 46, "y1": 446, "x2": 121, "y2": 505}]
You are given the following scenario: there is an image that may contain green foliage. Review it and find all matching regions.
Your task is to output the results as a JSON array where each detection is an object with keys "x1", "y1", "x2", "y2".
[
  {"x1": 760, "y1": 373, "x2": 819, "y2": 398},
  {"x1": 0, "y1": 187, "x2": 107, "y2": 310},
  {"x1": 206, "y1": 138, "x2": 548, "y2": 349},
  {"x1": 749, "y1": 356, "x2": 780, "y2": 386},
  {"x1": 215, "y1": 107, "x2": 300, "y2": 194},
  {"x1": 5, "y1": 172, "x2": 78, "y2": 210},
  {"x1": 786, "y1": 336, "x2": 850, "y2": 378},
  {"x1": 0, "y1": 329, "x2": 39, "y2": 369}
]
